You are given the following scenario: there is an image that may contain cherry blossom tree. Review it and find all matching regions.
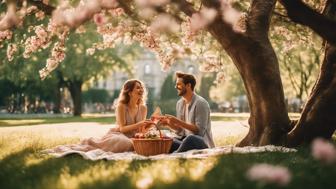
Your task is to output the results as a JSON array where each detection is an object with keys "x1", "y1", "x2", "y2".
[{"x1": 0, "y1": 0, "x2": 335, "y2": 146}]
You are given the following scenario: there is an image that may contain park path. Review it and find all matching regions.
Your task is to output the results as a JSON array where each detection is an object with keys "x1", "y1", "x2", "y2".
[{"x1": 0, "y1": 121, "x2": 249, "y2": 142}]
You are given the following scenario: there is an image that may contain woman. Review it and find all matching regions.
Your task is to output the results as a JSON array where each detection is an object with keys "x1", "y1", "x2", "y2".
[{"x1": 52, "y1": 79, "x2": 153, "y2": 153}]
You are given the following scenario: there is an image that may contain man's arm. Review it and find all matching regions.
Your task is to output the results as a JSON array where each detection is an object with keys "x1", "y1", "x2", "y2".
[
  {"x1": 193, "y1": 100, "x2": 210, "y2": 136},
  {"x1": 165, "y1": 114, "x2": 199, "y2": 134}
]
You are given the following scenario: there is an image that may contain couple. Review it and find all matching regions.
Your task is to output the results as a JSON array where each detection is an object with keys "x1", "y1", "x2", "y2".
[{"x1": 56, "y1": 71, "x2": 214, "y2": 154}]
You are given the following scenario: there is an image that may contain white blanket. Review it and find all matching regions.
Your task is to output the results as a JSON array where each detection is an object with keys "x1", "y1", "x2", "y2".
[{"x1": 43, "y1": 145, "x2": 296, "y2": 161}]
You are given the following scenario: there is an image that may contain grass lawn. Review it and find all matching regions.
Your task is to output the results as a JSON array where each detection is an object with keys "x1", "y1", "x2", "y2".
[
  {"x1": 0, "y1": 115, "x2": 116, "y2": 127},
  {"x1": 0, "y1": 126, "x2": 335, "y2": 189},
  {"x1": 0, "y1": 113, "x2": 301, "y2": 127}
]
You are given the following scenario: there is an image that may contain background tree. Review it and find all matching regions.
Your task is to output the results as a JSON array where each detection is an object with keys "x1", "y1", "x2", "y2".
[
  {"x1": 54, "y1": 26, "x2": 138, "y2": 116},
  {"x1": 156, "y1": 73, "x2": 179, "y2": 115}
]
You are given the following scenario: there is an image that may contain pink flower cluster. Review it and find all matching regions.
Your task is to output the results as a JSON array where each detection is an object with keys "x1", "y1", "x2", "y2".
[
  {"x1": 149, "y1": 14, "x2": 179, "y2": 33},
  {"x1": 90, "y1": 23, "x2": 129, "y2": 52},
  {"x1": 133, "y1": 29, "x2": 160, "y2": 50},
  {"x1": 52, "y1": 0, "x2": 119, "y2": 28},
  {"x1": 246, "y1": 163, "x2": 291, "y2": 186},
  {"x1": 312, "y1": 138, "x2": 336, "y2": 164},
  {"x1": 39, "y1": 42, "x2": 66, "y2": 80},
  {"x1": 135, "y1": 0, "x2": 170, "y2": 7},
  {"x1": 181, "y1": 20, "x2": 197, "y2": 46},
  {"x1": 7, "y1": 43, "x2": 17, "y2": 62},
  {"x1": 190, "y1": 7, "x2": 217, "y2": 32},
  {"x1": 221, "y1": 0, "x2": 241, "y2": 26},
  {"x1": 35, "y1": 11, "x2": 45, "y2": 21},
  {"x1": 93, "y1": 13, "x2": 107, "y2": 26},
  {"x1": 214, "y1": 72, "x2": 225, "y2": 84},
  {"x1": 0, "y1": 30, "x2": 13, "y2": 46},
  {"x1": 199, "y1": 58, "x2": 221, "y2": 72},
  {"x1": 108, "y1": 7, "x2": 125, "y2": 17},
  {"x1": 24, "y1": 25, "x2": 50, "y2": 58}
]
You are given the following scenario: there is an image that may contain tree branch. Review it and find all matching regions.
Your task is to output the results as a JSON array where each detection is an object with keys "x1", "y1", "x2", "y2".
[
  {"x1": 246, "y1": 0, "x2": 277, "y2": 39},
  {"x1": 27, "y1": 0, "x2": 55, "y2": 15},
  {"x1": 200, "y1": 0, "x2": 246, "y2": 50},
  {"x1": 279, "y1": 0, "x2": 336, "y2": 45},
  {"x1": 171, "y1": 0, "x2": 196, "y2": 17}
]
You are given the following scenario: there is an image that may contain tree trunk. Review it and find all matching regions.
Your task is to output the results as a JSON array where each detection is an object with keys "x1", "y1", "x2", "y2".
[
  {"x1": 232, "y1": 40, "x2": 291, "y2": 146},
  {"x1": 287, "y1": 44, "x2": 336, "y2": 146},
  {"x1": 68, "y1": 80, "x2": 83, "y2": 116},
  {"x1": 53, "y1": 71, "x2": 64, "y2": 114},
  {"x1": 53, "y1": 86, "x2": 61, "y2": 114},
  {"x1": 279, "y1": 0, "x2": 336, "y2": 146},
  {"x1": 203, "y1": 0, "x2": 291, "y2": 146}
]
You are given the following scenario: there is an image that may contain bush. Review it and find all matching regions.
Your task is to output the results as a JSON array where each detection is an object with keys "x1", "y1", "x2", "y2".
[
  {"x1": 154, "y1": 99, "x2": 179, "y2": 115},
  {"x1": 82, "y1": 89, "x2": 110, "y2": 103}
]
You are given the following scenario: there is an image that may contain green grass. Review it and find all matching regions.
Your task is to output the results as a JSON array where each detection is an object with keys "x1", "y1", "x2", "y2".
[
  {"x1": 0, "y1": 115, "x2": 242, "y2": 127},
  {"x1": 0, "y1": 116, "x2": 116, "y2": 127},
  {"x1": 0, "y1": 131, "x2": 335, "y2": 189},
  {"x1": 0, "y1": 113, "x2": 301, "y2": 127}
]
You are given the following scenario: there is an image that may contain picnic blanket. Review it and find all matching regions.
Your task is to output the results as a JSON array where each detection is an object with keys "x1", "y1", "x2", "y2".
[{"x1": 43, "y1": 145, "x2": 297, "y2": 161}]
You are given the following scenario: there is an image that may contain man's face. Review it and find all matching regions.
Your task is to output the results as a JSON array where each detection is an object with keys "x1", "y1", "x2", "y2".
[{"x1": 175, "y1": 78, "x2": 187, "y2": 96}]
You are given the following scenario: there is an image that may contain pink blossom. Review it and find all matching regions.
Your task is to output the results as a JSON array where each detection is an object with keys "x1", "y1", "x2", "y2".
[
  {"x1": 24, "y1": 25, "x2": 50, "y2": 58},
  {"x1": 93, "y1": 13, "x2": 107, "y2": 26},
  {"x1": 189, "y1": 7, "x2": 217, "y2": 32},
  {"x1": 190, "y1": 13, "x2": 205, "y2": 32},
  {"x1": 139, "y1": 8, "x2": 156, "y2": 19},
  {"x1": 35, "y1": 11, "x2": 45, "y2": 20},
  {"x1": 35, "y1": 26, "x2": 48, "y2": 39},
  {"x1": 39, "y1": 41, "x2": 66, "y2": 80},
  {"x1": 221, "y1": 0, "x2": 242, "y2": 28},
  {"x1": 246, "y1": 163, "x2": 291, "y2": 186},
  {"x1": 312, "y1": 138, "x2": 336, "y2": 164},
  {"x1": 7, "y1": 43, "x2": 17, "y2": 62},
  {"x1": 100, "y1": 0, "x2": 119, "y2": 9},
  {"x1": 86, "y1": 0, "x2": 102, "y2": 14},
  {"x1": 26, "y1": 6, "x2": 38, "y2": 14},
  {"x1": 0, "y1": 30, "x2": 13, "y2": 43},
  {"x1": 215, "y1": 72, "x2": 225, "y2": 84},
  {"x1": 200, "y1": 7, "x2": 217, "y2": 23},
  {"x1": 86, "y1": 48, "x2": 96, "y2": 55},
  {"x1": 112, "y1": 8, "x2": 125, "y2": 16},
  {"x1": 149, "y1": 14, "x2": 179, "y2": 33},
  {"x1": 51, "y1": 9, "x2": 67, "y2": 26},
  {"x1": 135, "y1": 0, "x2": 170, "y2": 7}
]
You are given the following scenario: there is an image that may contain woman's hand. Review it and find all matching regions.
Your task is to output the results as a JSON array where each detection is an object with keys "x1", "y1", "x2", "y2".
[{"x1": 139, "y1": 119, "x2": 155, "y2": 132}]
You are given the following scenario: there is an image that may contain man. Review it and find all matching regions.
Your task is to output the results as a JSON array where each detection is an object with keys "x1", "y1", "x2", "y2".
[{"x1": 160, "y1": 71, "x2": 215, "y2": 153}]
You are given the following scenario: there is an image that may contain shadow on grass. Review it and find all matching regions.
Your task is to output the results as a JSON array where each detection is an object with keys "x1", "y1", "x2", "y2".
[
  {"x1": 0, "y1": 148, "x2": 126, "y2": 189},
  {"x1": 1, "y1": 146, "x2": 336, "y2": 189}
]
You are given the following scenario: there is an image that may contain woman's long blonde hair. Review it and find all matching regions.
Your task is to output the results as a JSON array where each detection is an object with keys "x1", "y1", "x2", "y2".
[{"x1": 118, "y1": 79, "x2": 147, "y2": 105}]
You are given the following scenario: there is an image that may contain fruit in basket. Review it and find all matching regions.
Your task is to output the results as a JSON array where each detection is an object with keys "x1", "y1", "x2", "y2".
[{"x1": 134, "y1": 132, "x2": 145, "y2": 138}]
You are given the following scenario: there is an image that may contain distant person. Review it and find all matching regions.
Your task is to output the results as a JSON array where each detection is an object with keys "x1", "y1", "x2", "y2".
[{"x1": 157, "y1": 72, "x2": 215, "y2": 152}]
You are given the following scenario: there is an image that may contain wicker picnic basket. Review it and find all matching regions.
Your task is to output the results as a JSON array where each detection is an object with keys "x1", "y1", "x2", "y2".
[{"x1": 132, "y1": 138, "x2": 173, "y2": 156}]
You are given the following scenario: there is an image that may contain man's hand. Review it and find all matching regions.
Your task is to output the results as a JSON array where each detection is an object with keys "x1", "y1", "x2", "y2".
[{"x1": 160, "y1": 114, "x2": 181, "y2": 131}]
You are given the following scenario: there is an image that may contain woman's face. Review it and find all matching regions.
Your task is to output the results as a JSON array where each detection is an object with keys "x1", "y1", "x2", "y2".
[{"x1": 129, "y1": 82, "x2": 144, "y2": 100}]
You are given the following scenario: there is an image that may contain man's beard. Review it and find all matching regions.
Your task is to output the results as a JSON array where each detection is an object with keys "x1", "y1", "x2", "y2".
[{"x1": 177, "y1": 88, "x2": 186, "y2": 96}]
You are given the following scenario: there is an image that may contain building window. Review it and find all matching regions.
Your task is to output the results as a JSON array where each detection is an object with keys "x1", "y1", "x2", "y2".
[{"x1": 144, "y1": 64, "x2": 151, "y2": 74}]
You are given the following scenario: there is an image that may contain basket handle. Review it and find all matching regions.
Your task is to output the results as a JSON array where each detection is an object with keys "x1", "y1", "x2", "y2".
[
  {"x1": 154, "y1": 120, "x2": 163, "y2": 138},
  {"x1": 142, "y1": 119, "x2": 163, "y2": 138}
]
